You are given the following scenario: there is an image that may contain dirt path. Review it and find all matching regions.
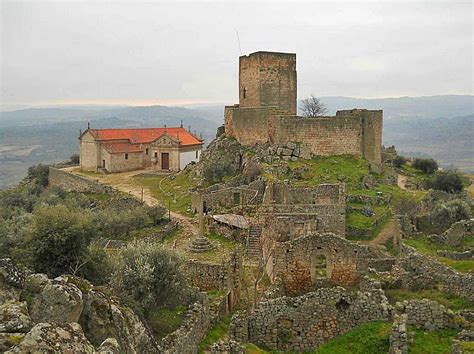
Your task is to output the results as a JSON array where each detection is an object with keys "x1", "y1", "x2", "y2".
[
  {"x1": 65, "y1": 168, "x2": 199, "y2": 244},
  {"x1": 368, "y1": 217, "x2": 399, "y2": 247}
]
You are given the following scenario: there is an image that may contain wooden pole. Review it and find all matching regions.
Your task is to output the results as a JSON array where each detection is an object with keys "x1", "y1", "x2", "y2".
[{"x1": 199, "y1": 193, "x2": 204, "y2": 237}]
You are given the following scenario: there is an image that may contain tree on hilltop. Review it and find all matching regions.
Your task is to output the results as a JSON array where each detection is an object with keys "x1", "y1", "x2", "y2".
[{"x1": 300, "y1": 94, "x2": 328, "y2": 117}]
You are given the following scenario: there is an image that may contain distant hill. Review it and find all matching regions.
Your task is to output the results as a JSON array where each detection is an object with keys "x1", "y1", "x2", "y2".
[
  {"x1": 318, "y1": 95, "x2": 474, "y2": 120},
  {"x1": 384, "y1": 114, "x2": 474, "y2": 172},
  {"x1": 1, "y1": 95, "x2": 473, "y2": 188}
]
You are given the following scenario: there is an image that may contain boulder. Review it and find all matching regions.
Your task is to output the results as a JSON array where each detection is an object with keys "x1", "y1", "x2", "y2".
[
  {"x1": 96, "y1": 337, "x2": 121, "y2": 354},
  {"x1": 79, "y1": 289, "x2": 159, "y2": 353},
  {"x1": 5, "y1": 322, "x2": 95, "y2": 353},
  {"x1": 299, "y1": 145, "x2": 312, "y2": 160},
  {"x1": 26, "y1": 275, "x2": 84, "y2": 324},
  {"x1": 0, "y1": 333, "x2": 25, "y2": 352},
  {"x1": 0, "y1": 301, "x2": 33, "y2": 333},
  {"x1": 0, "y1": 259, "x2": 25, "y2": 303}
]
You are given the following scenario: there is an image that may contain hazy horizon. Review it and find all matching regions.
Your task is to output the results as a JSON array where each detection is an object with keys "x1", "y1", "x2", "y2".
[{"x1": 1, "y1": 0, "x2": 472, "y2": 108}]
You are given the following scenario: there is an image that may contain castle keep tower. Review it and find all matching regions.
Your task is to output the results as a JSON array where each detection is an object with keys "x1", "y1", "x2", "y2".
[
  {"x1": 225, "y1": 51, "x2": 383, "y2": 164},
  {"x1": 239, "y1": 51, "x2": 297, "y2": 115}
]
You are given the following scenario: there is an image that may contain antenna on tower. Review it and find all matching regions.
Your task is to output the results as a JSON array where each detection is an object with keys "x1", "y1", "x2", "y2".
[{"x1": 235, "y1": 29, "x2": 242, "y2": 55}]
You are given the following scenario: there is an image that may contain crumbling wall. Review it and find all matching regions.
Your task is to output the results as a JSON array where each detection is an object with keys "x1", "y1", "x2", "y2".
[
  {"x1": 394, "y1": 299, "x2": 465, "y2": 331},
  {"x1": 229, "y1": 286, "x2": 390, "y2": 352},
  {"x1": 193, "y1": 180, "x2": 265, "y2": 213},
  {"x1": 398, "y1": 245, "x2": 474, "y2": 301},
  {"x1": 389, "y1": 314, "x2": 408, "y2": 354},
  {"x1": 260, "y1": 183, "x2": 346, "y2": 244},
  {"x1": 271, "y1": 233, "x2": 377, "y2": 295}
]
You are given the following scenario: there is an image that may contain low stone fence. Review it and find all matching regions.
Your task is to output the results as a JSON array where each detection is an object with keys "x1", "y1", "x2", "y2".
[
  {"x1": 367, "y1": 258, "x2": 396, "y2": 272},
  {"x1": 437, "y1": 249, "x2": 473, "y2": 260},
  {"x1": 48, "y1": 167, "x2": 114, "y2": 193},
  {"x1": 394, "y1": 299, "x2": 465, "y2": 331},
  {"x1": 389, "y1": 314, "x2": 408, "y2": 354},
  {"x1": 185, "y1": 261, "x2": 228, "y2": 291},
  {"x1": 160, "y1": 293, "x2": 211, "y2": 354},
  {"x1": 229, "y1": 285, "x2": 391, "y2": 352},
  {"x1": 398, "y1": 245, "x2": 474, "y2": 301},
  {"x1": 347, "y1": 193, "x2": 392, "y2": 206}
]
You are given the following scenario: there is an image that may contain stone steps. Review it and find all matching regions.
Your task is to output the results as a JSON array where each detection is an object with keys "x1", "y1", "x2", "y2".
[{"x1": 247, "y1": 225, "x2": 262, "y2": 260}]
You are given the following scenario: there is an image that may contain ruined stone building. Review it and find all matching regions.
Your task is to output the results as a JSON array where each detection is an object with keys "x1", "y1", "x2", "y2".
[
  {"x1": 224, "y1": 51, "x2": 383, "y2": 164},
  {"x1": 79, "y1": 126, "x2": 203, "y2": 173}
]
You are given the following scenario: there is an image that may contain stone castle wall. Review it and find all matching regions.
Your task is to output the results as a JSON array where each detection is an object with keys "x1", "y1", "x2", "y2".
[
  {"x1": 224, "y1": 106, "x2": 383, "y2": 164},
  {"x1": 224, "y1": 51, "x2": 383, "y2": 164}
]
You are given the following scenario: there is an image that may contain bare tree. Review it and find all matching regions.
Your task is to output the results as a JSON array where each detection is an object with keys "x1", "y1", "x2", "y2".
[
  {"x1": 300, "y1": 94, "x2": 328, "y2": 117},
  {"x1": 243, "y1": 250, "x2": 273, "y2": 310}
]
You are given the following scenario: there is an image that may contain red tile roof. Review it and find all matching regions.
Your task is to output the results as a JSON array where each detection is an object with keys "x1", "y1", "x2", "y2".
[
  {"x1": 102, "y1": 142, "x2": 143, "y2": 154},
  {"x1": 85, "y1": 127, "x2": 203, "y2": 146}
]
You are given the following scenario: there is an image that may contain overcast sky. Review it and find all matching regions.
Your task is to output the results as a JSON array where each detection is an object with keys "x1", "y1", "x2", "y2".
[{"x1": 1, "y1": 0, "x2": 472, "y2": 107}]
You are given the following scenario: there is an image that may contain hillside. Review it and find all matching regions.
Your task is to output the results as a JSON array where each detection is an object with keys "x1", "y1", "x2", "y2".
[{"x1": 384, "y1": 114, "x2": 474, "y2": 172}]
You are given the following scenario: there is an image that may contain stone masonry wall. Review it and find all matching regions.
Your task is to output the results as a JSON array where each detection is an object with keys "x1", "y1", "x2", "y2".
[
  {"x1": 229, "y1": 286, "x2": 390, "y2": 352},
  {"x1": 48, "y1": 167, "x2": 114, "y2": 193},
  {"x1": 271, "y1": 233, "x2": 379, "y2": 296},
  {"x1": 394, "y1": 299, "x2": 465, "y2": 331},
  {"x1": 224, "y1": 107, "x2": 383, "y2": 164},
  {"x1": 389, "y1": 314, "x2": 408, "y2": 354}
]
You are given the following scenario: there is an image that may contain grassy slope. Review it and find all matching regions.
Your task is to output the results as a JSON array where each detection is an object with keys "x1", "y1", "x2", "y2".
[
  {"x1": 409, "y1": 327, "x2": 458, "y2": 354},
  {"x1": 133, "y1": 171, "x2": 197, "y2": 216},
  {"x1": 316, "y1": 321, "x2": 391, "y2": 354}
]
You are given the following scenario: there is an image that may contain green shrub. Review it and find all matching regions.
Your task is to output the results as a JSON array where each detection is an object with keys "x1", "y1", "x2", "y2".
[
  {"x1": 26, "y1": 164, "x2": 49, "y2": 187},
  {"x1": 30, "y1": 204, "x2": 94, "y2": 277},
  {"x1": 202, "y1": 163, "x2": 235, "y2": 184},
  {"x1": 427, "y1": 170, "x2": 464, "y2": 193},
  {"x1": 431, "y1": 199, "x2": 471, "y2": 230},
  {"x1": 111, "y1": 241, "x2": 191, "y2": 311},
  {"x1": 393, "y1": 155, "x2": 406, "y2": 168},
  {"x1": 412, "y1": 158, "x2": 438, "y2": 174},
  {"x1": 70, "y1": 154, "x2": 80, "y2": 164}
]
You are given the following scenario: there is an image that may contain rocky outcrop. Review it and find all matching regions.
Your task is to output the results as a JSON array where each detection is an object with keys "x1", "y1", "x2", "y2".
[
  {"x1": 79, "y1": 287, "x2": 159, "y2": 353},
  {"x1": 0, "y1": 259, "x2": 25, "y2": 303},
  {"x1": 0, "y1": 301, "x2": 33, "y2": 333},
  {"x1": 0, "y1": 260, "x2": 160, "y2": 353},
  {"x1": 5, "y1": 322, "x2": 95, "y2": 353},
  {"x1": 25, "y1": 274, "x2": 84, "y2": 324}
]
